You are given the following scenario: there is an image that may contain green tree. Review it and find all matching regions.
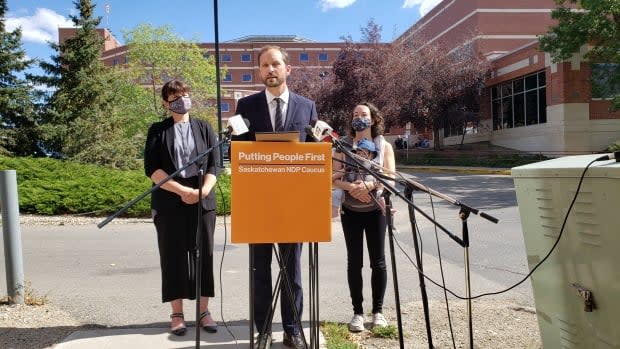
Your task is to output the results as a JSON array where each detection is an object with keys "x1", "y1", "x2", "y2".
[
  {"x1": 0, "y1": 0, "x2": 40, "y2": 156},
  {"x1": 121, "y1": 24, "x2": 219, "y2": 125},
  {"x1": 539, "y1": 0, "x2": 620, "y2": 109},
  {"x1": 32, "y1": 0, "x2": 112, "y2": 157}
]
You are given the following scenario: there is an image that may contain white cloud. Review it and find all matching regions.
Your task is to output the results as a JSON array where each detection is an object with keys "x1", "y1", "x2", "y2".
[
  {"x1": 402, "y1": 0, "x2": 442, "y2": 16},
  {"x1": 319, "y1": 0, "x2": 357, "y2": 12},
  {"x1": 6, "y1": 8, "x2": 74, "y2": 44}
]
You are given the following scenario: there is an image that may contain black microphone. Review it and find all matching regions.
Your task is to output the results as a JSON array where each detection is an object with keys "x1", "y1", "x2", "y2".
[
  {"x1": 304, "y1": 125, "x2": 319, "y2": 142},
  {"x1": 595, "y1": 151, "x2": 620, "y2": 162}
]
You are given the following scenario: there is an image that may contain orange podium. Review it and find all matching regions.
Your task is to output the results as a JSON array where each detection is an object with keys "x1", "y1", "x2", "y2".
[
  {"x1": 230, "y1": 141, "x2": 332, "y2": 243},
  {"x1": 231, "y1": 140, "x2": 331, "y2": 349}
]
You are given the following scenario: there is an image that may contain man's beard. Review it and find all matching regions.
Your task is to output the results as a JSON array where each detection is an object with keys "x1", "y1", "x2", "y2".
[{"x1": 263, "y1": 76, "x2": 283, "y2": 87}]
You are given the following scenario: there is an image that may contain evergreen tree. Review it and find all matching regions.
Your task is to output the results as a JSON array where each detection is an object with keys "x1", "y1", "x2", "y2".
[
  {"x1": 0, "y1": 0, "x2": 40, "y2": 156},
  {"x1": 32, "y1": 0, "x2": 112, "y2": 157}
]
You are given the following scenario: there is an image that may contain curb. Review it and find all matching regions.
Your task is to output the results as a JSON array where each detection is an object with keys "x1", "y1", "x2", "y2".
[{"x1": 397, "y1": 166, "x2": 511, "y2": 176}]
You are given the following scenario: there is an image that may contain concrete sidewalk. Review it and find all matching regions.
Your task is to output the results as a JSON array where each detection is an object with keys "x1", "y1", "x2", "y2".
[{"x1": 55, "y1": 325, "x2": 324, "y2": 349}]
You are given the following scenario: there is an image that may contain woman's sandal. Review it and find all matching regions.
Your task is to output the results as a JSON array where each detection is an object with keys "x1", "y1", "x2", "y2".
[
  {"x1": 199, "y1": 310, "x2": 218, "y2": 333},
  {"x1": 170, "y1": 312, "x2": 187, "y2": 336}
]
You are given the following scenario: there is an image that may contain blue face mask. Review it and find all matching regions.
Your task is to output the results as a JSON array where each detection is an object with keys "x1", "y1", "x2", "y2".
[
  {"x1": 352, "y1": 117, "x2": 371, "y2": 132},
  {"x1": 168, "y1": 95, "x2": 192, "y2": 114}
]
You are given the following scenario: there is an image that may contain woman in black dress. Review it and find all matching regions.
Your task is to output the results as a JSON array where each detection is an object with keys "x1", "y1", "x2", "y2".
[{"x1": 144, "y1": 79, "x2": 219, "y2": 335}]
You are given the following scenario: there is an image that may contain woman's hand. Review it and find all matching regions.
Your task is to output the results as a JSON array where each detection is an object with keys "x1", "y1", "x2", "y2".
[
  {"x1": 348, "y1": 180, "x2": 372, "y2": 203},
  {"x1": 180, "y1": 187, "x2": 200, "y2": 204}
]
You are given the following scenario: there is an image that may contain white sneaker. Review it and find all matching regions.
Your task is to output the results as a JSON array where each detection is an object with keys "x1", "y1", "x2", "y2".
[
  {"x1": 372, "y1": 313, "x2": 388, "y2": 328},
  {"x1": 348, "y1": 314, "x2": 365, "y2": 332}
]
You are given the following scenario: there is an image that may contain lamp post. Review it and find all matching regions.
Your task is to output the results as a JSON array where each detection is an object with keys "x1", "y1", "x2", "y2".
[{"x1": 213, "y1": 0, "x2": 223, "y2": 167}]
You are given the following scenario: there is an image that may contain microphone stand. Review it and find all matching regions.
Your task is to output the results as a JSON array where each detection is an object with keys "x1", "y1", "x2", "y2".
[
  {"x1": 332, "y1": 139, "x2": 498, "y2": 349},
  {"x1": 98, "y1": 133, "x2": 231, "y2": 349},
  {"x1": 397, "y1": 173, "x2": 498, "y2": 349},
  {"x1": 403, "y1": 185, "x2": 434, "y2": 349},
  {"x1": 383, "y1": 191, "x2": 405, "y2": 349}
]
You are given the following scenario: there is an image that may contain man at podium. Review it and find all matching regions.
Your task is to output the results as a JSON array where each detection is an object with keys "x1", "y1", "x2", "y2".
[{"x1": 232, "y1": 45, "x2": 318, "y2": 349}]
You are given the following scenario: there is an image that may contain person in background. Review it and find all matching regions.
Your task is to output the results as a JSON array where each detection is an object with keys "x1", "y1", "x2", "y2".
[
  {"x1": 332, "y1": 102, "x2": 395, "y2": 332},
  {"x1": 394, "y1": 135, "x2": 403, "y2": 150},
  {"x1": 144, "y1": 79, "x2": 219, "y2": 336},
  {"x1": 232, "y1": 45, "x2": 318, "y2": 349}
]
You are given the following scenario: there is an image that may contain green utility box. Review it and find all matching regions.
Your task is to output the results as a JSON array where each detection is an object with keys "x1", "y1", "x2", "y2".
[{"x1": 512, "y1": 154, "x2": 620, "y2": 349}]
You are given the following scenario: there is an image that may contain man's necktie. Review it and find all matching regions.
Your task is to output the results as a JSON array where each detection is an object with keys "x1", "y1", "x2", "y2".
[{"x1": 274, "y1": 97, "x2": 284, "y2": 131}]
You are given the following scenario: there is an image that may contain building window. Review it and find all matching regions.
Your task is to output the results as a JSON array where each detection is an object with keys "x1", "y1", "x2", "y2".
[
  {"x1": 112, "y1": 58, "x2": 119, "y2": 66},
  {"x1": 242, "y1": 73, "x2": 252, "y2": 82},
  {"x1": 203, "y1": 52, "x2": 211, "y2": 60},
  {"x1": 124, "y1": 56, "x2": 128, "y2": 64},
  {"x1": 223, "y1": 72, "x2": 232, "y2": 82},
  {"x1": 241, "y1": 53, "x2": 251, "y2": 62},
  {"x1": 221, "y1": 54, "x2": 232, "y2": 62},
  {"x1": 591, "y1": 63, "x2": 620, "y2": 99},
  {"x1": 300, "y1": 53, "x2": 309, "y2": 62},
  {"x1": 318, "y1": 53, "x2": 328, "y2": 61},
  {"x1": 491, "y1": 71, "x2": 546, "y2": 130},
  {"x1": 221, "y1": 102, "x2": 230, "y2": 112}
]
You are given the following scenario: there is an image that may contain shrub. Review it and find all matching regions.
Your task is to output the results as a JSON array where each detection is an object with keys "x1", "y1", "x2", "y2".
[
  {"x1": 0, "y1": 156, "x2": 231, "y2": 217},
  {"x1": 607, "y1": 140, "x2": 620, "y2": 152}
]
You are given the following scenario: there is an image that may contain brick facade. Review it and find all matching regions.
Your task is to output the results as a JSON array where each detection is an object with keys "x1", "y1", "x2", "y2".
[{"x1": 59, "y1": 0, "x2": 619, "y2": 153}]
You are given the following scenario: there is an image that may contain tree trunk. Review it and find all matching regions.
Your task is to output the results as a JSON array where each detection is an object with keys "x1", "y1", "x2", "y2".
[
  {"x1": 459, "y1": 123, "x2": 466, "y2": 149},
  {"x1": 433, "y1": 128, "x2": 441, "y2": 150}
]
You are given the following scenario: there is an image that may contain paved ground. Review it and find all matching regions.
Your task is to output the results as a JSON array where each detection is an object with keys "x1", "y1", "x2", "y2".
[{"x1": 1, "y1": 171, "x2": 535, "y2": 348}]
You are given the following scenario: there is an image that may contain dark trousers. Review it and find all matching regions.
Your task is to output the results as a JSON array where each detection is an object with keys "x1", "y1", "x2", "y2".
[
  {"x1": 252, "y1": 242, "x2": 303, "y2": 335},
  {"x1": 341, "y1": 206, "x2": 387, "y2": 314},
  {"x1": 154, "y1": 208, "x2": 215, "y2": 302}
]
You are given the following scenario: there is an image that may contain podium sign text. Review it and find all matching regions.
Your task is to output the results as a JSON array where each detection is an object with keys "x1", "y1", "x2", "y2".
[{"x1": 230, "y1": 141, "x2": 332, "y2": 243}]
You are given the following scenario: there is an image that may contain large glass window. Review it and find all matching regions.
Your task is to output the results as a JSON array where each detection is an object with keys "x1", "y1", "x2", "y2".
[
  {"x1": 300, "y1": 52, "x2": 309, "y2": 62},
  {"x1": 221, "y1": 102, "x2": 230, "y2": 112},
  {"x1": 221, "y1": 54, "x2": 232, "y2": 62},
  {"x1": 491, "y1": 71, "x2": 547, "y2": 130},
  {"x1": 241, "y1": 53, "x2": 251, "y2": 62},
  {"x1": 242, "y1": 73, "x2": 252, "y2": 82},
  {"x1": 513, "y1": 92, "x2": 525, "y2": 127},
  {"x1": 318, "y1": 53, "x2": 328, "y2": 61},
  {"x1": 223, "y1": 72, "x2": 232, "y2": 82}
]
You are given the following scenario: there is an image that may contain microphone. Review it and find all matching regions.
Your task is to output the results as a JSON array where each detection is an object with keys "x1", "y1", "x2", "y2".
[
  {"x1": 222, "y1": 114, "x2": 250, "y2": 137},
  {"x1": 311, "y1": 120, "x2": 340, "y2": 142},
  {"x1": 305, "y1": 120, "x2": 353, "y2": 153},
  {"x1": 304, "y1": 125, "x2": 319, "y2": 142},
  {"x1": 595, "y1": 151, "x2": 620, "y2": 162}
]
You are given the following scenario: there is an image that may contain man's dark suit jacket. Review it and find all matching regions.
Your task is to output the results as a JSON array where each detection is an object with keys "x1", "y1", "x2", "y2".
[
  {"x1": 232, "y1": 89, "x2": 318, "y2": 335},
  {"x1": 144, "y1": 117, "x2": 219, "y2": 213},
  {"x1": 233, "y1": 90, "x2": 318, "y2": 142}
]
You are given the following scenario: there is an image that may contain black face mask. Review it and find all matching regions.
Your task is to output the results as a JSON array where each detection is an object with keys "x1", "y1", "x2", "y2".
[{"x1": 168, "y1": 95, "x2": 192, "y2": 114}]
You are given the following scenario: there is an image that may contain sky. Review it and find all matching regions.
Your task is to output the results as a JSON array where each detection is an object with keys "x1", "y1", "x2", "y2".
[{"x1": 6, "y1": 0, "x2": 442, "y2": 74}]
